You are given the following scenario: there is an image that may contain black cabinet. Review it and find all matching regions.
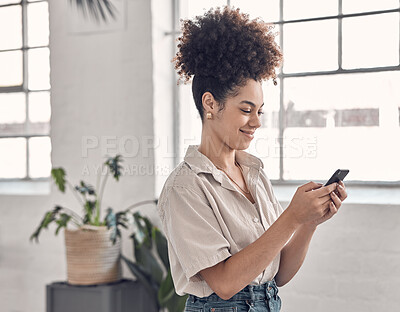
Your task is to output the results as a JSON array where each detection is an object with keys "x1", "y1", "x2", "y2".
[{"x1": 46, "y1": 279, "x2": 158, "y2": 312}]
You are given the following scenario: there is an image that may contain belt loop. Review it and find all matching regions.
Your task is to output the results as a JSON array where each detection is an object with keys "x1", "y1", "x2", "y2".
[
  {"x1": 248, "y1": 285, "x2": 255, "y2": 302},
  {"x1": 190, "y1": 294, "x2": 196, "y2": 303},
  {"x1": 265, "y1": 281, "x2": 272, "y2": 300},
  {"x1": 272, "y1": 278, "x2": 279, "y2": 299}
]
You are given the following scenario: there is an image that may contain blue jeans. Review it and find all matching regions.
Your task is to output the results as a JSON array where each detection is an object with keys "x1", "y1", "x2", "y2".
[{"x1": 184, "y1": 279, "x2": 281, "y2": 312}]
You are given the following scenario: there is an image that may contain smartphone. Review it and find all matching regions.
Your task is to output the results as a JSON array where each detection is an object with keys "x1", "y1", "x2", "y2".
[{"x1": 324, "y1": 169, "x2": 349, "y2": 186}]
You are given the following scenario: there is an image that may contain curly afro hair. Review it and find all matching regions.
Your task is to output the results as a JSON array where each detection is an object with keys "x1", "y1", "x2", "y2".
[{"x1": 172, "y1": 5, "x2": 283, "y2": 122}]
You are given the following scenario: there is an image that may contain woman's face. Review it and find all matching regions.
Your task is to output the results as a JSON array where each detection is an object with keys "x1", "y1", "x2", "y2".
[{"x1": 207, "y1": 79, "x2": 264, "y2": 151}]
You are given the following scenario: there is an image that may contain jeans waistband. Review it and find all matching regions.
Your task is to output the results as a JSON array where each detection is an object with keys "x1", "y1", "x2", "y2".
[{"x1": 188, "y1": 279, "x2": 279, "y2": 303}]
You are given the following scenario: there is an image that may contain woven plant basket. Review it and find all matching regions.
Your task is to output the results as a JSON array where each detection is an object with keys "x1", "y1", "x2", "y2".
[{"x1": 64, "y1": 225, "x2": 122, "y2": 285}]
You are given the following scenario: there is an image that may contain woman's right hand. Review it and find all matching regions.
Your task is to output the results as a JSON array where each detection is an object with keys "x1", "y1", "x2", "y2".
[{"x1": 286, "y1": 181, "x2": 338, "y2": 226}]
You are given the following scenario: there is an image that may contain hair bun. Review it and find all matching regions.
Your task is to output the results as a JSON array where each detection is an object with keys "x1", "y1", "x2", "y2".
[{"x1": 173, "y1": 5, "x2": 283, "y2": 85}]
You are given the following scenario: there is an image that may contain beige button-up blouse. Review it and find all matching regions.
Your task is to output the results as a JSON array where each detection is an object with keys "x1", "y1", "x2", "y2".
[{"x1": 156, "y1": 145, "x2": 285, "y2": 298}]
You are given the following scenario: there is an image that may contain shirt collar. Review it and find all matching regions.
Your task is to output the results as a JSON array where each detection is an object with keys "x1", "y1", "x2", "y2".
[{"x1": 183, "y1": 144, "x2": 264, "y2": 186}]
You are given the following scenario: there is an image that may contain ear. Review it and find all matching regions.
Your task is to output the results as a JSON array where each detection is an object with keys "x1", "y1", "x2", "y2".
[{"x1": 202, "y1": 92, "x2": 216, "y2": 114}]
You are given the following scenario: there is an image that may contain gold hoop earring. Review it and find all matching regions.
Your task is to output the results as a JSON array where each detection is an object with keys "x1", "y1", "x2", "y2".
[{"x1": 206, "y1": 112, "x2": 212, "y2": 119}]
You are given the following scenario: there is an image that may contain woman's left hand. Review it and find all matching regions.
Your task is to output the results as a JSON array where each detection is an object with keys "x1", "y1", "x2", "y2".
[{"x1": 305, "y1": 180, "x2": 348, "y2": 228}]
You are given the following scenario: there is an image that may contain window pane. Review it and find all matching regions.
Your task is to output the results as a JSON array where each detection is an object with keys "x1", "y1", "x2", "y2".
[
  {"x1": 0, "y1": 137, "x2": 26, "y2": 178},
  {"x1": 263, "y1": 79, "x2": 281, "y2": 120},
  {"x1": 180, "y1": 0, "x2": 227, "y2": 20},
  {"x1": 248, "y1": 127, "x2": 281, "y2": 180},
  {"x1": 343, "y1": 0, "x2": 399, "y2": 14},
  {"x1": 283, "y1": 20, "x2": 338, "y2": 73},
  {"x1": 27, "y1": 1, "x2": 49, "y2": 47},
  {"x1": 179, "y1": 83, "x2": 202, "y2": 160},
  {"x1": 284, "y1": 0, "x2": 337, "y2": 20},
  {"x1": 0, "y1": 50, "x2": 22, "y2": 86},
  {"x1": 28, "y1": 136, "x2": 51, "y2": 178},
  {"x1": 0, "y1": 92, "x2": 25, "y2": 123},
  {"x1": 231, "y1": 0, "x2": 279, "y2": 22},
  {"x1": 28, "y1": 91, "x2": 50, "y2": 122},
  {"x1": 248, "y1": 80, "x2": 281, "y2": 179},
  {"x1": 342, "y1": 13, "x2": 399, "y2": 69},
  {"x1": 283, "y1": 72, "x2": 400, "y2": 181},
  {"x1": 0, "y1": 0, "x2": 20, "y2": 4},
  {"x1": 28, "y1": 47, "x2": 50, "y2": 90},
  {"x1": 284, "y1": 72, "x2": 400, "y2": 126},
  {"x1": 0, "y1": 5, "x2": 22, "y2": 50}
]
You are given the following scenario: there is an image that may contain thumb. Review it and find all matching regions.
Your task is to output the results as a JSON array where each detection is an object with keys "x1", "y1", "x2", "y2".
[{"x1": 301, "y1": 181, "x2": 323, "y2": 192}]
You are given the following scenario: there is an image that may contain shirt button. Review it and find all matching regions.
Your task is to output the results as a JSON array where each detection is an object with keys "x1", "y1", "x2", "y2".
[{"x1": 253, "y1": 217, "x2": 259, "y2": 223}]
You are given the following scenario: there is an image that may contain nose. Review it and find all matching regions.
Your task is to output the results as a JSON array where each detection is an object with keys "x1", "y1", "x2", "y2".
[{"x1": 250, "y1": 113, "x2": 262, "y2": 129}]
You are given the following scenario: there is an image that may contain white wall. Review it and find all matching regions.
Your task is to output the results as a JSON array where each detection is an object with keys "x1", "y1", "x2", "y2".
[
  {"x1": 0, "y1": 0, "x2": 158, "y2": 311},
  {"x1": 152, "y1": 0, "x2": 175, "y2": 197},
  {"x1": 278, "y1": 201, "x2": 400, "y2": 311}
]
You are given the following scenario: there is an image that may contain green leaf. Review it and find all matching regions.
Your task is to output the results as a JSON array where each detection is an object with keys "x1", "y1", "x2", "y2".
[
  {"x1": 55, "y1": 213, "x2": 71, "y2": 235},
  {"x1": 142, "y1": 216, "x2": 154, "y2": 248},
  {"x1": 158, "y1": 268, "x2": 175, "y2": 307},
  {"x1": 115, "y1": 211, "x2": 128, "y2": 228},
  {"x1": 105, "y1": 154, "x2": 123, "y2": 181},
  {"x1": 165, "y1": 292, "x2": 188, "y2": 312},
  {"x1": 131, "y1": 233, "x2": 164, "y2": 287},
  {"x1": 133, "y1": 212, "x2": 152, "y2": 249},
  {"x1": 105, "y1": 208, "x2": 118, "y2": 244},
  {"x1": 75, "y1": 180, "x2": 96, "y2": 196},
  {"x1": 153, "y1": 226, "x2": 169, "y2": 271},
  {"x1": 69, "y1": 0, "x2": 117, "y2": 23},
  {"x1": 83, "y1": 200, "x2": 96, "y2": 224},
  {"x1": 51, "y1": 168, "x2": 66, "y2": 193},
  {"x1": 30, "y1": 206, "x2": 63, "y2": 242},
  {"x1": 133, "y1": 214, "x2": 145, "y2": 243},
  {"x1": 125, "y1": 206, "x2": 186, "y2": 311}
]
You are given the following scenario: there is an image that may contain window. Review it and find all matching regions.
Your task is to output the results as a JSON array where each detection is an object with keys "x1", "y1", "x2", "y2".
[
  {"x1": 0, "y1": 0, "x2": 51, "y2": 181},
  {"x1": 173, "y1": 0, "x2": 400, "y2": 183}
]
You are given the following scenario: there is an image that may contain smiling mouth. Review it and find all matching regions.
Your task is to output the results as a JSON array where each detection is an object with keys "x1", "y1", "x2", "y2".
[
  {"x1": 240, "y1": 129, "x2": 255, "y2": 139},
  {"x1": 240, "y1": 130, "x2": 255, "y2": 135}
]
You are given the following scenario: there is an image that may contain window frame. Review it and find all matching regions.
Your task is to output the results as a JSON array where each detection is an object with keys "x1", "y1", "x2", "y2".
[
  {"x1": 172, "y1": 0, "x2": 400, "y2": 186},
  {"x1": 0, "y1": 0, "x2": 50, "y2": 182},
  {"x1": 276, "y1": 0, "x2": 400, "y2": 186}
]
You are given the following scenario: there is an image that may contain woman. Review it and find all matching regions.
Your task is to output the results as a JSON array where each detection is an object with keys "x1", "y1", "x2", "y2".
[{"x1": 157, "y1": 6, "x2": 348, "y2": 312}]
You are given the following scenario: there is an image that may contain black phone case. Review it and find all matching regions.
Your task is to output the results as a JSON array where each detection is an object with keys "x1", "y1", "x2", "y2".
[{"x1": 324, "y1": 169, "x2": 349, "y2": 186}]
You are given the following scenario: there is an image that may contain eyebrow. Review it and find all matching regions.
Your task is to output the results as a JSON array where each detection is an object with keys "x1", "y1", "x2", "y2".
[{"x1": 240, "y1": 101, "x2": 264, "y2": 108}]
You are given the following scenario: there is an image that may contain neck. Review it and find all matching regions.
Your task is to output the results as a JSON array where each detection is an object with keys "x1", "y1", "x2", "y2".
[{"x1": 198, "y1": 132, "x2": 237, "y2": 172}]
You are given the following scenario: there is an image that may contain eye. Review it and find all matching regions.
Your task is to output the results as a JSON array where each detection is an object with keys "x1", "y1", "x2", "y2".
[{"x1": 241, "y1": 109, "x2": 264, "y2": 115}]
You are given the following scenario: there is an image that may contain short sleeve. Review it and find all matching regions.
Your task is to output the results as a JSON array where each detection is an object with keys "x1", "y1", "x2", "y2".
[{"x1": 158, "y1": 186, "x2": 232, "y2": 282}]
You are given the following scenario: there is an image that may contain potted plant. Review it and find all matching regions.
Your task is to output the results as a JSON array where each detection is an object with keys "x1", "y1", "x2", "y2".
[
  {"x1": 123, "y1": 211, "x2": 188, "y2": 312},
  {"x1": 30, "y1": 155, "x2": 156, "y2": 285},
  {"x1": 30, "y1": 155, "x2": 187, "y2": 311}
]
